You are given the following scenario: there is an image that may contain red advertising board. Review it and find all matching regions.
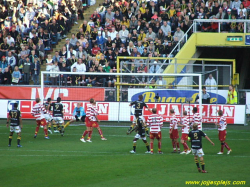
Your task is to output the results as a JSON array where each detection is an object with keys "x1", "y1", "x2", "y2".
[
  {"x1": 132, "y1": 103, "x2": 236, "y2": 124},
  {"x1": 12, "y1": 100, "x2": 109, "y2": 121},
  {"x1": 0, "y1": 86, "x2": 105, "y2": 101}
]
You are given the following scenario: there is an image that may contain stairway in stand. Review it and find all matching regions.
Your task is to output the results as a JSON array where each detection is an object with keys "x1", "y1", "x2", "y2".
[{"x1": 39, "y1": 0, "x2": 103, "y2": 84}]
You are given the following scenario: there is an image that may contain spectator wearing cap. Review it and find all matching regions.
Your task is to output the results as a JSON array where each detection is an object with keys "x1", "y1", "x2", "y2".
[
  {"x1": 168, "y1": 4, "x2": 176, "y2": 18},
  {"x1": 149, "y1": 61, "x2": 161, "y2": 74},
  {"x1": 224, "y1": 9, "x2": 232, "y2": 31}
]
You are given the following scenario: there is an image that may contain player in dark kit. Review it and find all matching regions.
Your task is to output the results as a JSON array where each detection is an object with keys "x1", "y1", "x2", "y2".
[
  {"x1": 51, "y1": 97, "x2": 65, "y2": 136},
  {"x1": 128, "y1": 95, "x2": 151, "y2": 136},
  {"x1": 189, "y1": 123, "x2": 214, "y2": 173},
  {"x1": 127, "y1": 114, "x2": 150, "y2": 154},
  {"x1": 6, "y1": 103, "x2": 23, "y2": 147}
]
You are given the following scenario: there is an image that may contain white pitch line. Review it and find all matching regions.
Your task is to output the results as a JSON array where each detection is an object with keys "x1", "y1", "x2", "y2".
[
  {"x1": 0, "y1": 132, "x2": 249, "y2": 140},
  {"x1": 0, "y1": 154, "x2": 249, "y2": 158}
]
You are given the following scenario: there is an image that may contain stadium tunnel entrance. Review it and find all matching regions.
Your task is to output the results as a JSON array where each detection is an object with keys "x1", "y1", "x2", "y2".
[{"x1": 195, "y1": 47, "x2": 250, "y2": 89}]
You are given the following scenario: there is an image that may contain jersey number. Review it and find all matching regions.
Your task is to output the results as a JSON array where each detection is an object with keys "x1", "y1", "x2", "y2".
[
  {"x1": 11, "y1": 112, "x2": 17, "y2": 118},
  {"x1": 136, "y1": 103, "x2": 141, "y2": 109},
  {"x1": 193, "y1": 133, "x2": 198, "y2": 140}
]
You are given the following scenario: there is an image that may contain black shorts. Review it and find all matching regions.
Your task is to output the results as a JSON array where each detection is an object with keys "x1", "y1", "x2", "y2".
[
  {"x1": 137, "y1": 128, "x2": 146, "y2": 138},
  {"x1": 75, "y1": 115, "x2": 86, "y2": 122}
]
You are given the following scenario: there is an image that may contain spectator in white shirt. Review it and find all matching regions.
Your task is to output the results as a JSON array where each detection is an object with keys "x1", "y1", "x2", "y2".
[
  {"x1": 71, "y1": 58, "x2": 86, "y2": 72},
  {"x1": 6, "y1": 51, "x2": 16, "y2": 70},
  {"x1": 119, "y1": 25, "x2": 129, "y2": 43},
  {"x1": 161, "y1": 21, "x2": 171, "y2": 36},
  {"x1": 6, "y1": 34, "x2": 15, "y2": 46},
  {"x1": 205, "y1": 74, "x2": 217, "y2": 90},
  {"x1": 173, "y1": 27, "x2": 184, "y2": 42},
  {"x1": 108, "y1": 27, "x2": 118, "y2": 40}
]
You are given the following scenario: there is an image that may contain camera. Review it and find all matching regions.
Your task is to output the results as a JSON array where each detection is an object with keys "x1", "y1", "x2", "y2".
[
  {"x1": 155, "y1": 93, "x2": 160, "y2": 100},
  {"x1": 186, "y1": 98, "x2": 193, "y2": 102}
]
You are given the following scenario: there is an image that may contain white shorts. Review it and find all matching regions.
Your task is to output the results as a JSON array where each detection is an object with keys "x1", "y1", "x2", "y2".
[
  {"x1": 44, "y1": 114, "x2": 53, "y2": 122},
  {"x1": 134, "y1": 133, "x2": 147, "y2": 140},
  {"x1": 10, "y1": 126, "x2": 21, "y2": 133},
  {"x1": 53, "y1": 117, "x2": 64, "y2": 124},
  {"x1": 192, "y1": 148, "x2": 204, "y2": 157},
  {"x1": 132, "y1": 116, "x2": 145, "y2": 124}
]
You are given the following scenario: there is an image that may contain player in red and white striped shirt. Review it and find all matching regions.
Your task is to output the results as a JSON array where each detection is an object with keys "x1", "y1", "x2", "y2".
[
  {"x1": 80, "y1": 98, "x2": 96, "y2": 142},
  {"x1": 80, "y1": 99, "x2": 107, "y2": 142},
  {"x1": 215, "y1": 110, "x2": 232, "y2": 155},
  {"x1": 192, "y1": 107, "x2": 202, "y2": 130},
  {"x1": 147, "y1": 108, "x2": 163, "y2": 154},
  {"x1": 169, "y1": 109, "x2": 180, "y2": 153},
  {"x1": 178, "y1": 111, "x2": 191, "y2": 154},
  {"x1": 31, "y1": 98, "x2": 49, "y2": 139}
]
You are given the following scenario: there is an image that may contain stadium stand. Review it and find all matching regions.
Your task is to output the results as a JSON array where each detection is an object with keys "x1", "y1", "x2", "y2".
[{"x1": 0, "y1": 0, "x2": 249, "y2": 86}]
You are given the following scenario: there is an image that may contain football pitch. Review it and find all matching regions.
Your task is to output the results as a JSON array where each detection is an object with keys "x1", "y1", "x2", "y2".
[{"x1": 0, "y1": 120, "x2": 249, "y2": 187}]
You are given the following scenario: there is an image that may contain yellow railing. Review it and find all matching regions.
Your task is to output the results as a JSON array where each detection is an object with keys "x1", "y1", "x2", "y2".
[{"x1": 116, "y1": 56, "x2": 236, "y2": 101}]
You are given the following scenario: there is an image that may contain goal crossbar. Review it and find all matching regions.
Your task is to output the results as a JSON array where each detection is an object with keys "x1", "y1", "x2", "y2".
[{"x1": 41, "y1": 71, "x2": 203, "y2": 128}]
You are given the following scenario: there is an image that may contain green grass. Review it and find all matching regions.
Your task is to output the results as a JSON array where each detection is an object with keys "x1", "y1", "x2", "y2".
[{"x1": 0, "y1": 120, "x2": 249, "y2": 187}]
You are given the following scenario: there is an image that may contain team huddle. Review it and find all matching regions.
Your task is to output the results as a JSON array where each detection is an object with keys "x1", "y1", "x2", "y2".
[
  {"x1": 6, "y1": 94, "x2": 232, "y2": 173},
  {"x1": 128, "y1": 95, "x2": 232, "y2": 173}
]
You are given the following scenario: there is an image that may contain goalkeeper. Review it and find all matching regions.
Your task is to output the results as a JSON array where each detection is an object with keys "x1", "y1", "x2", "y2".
[{"x1": 64, "y1": 103, "x2": 86, "y2": 129}]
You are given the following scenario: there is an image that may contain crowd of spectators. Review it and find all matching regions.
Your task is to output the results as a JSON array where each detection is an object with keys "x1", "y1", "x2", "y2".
[
  {"x1": 47, "y1": 0, "x2": 249, "y2": 87},
  {"x1": 0, "y1": 0, "x2": 85, "y2": 85},
  {"x1": 0, "y1": 0, "x2": 250, "y2": 87}
]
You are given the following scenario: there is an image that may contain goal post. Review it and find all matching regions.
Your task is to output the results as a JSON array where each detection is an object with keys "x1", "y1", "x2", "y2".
[{"x1": 40, "y1": 71, "x2": 203, "y2": 129}]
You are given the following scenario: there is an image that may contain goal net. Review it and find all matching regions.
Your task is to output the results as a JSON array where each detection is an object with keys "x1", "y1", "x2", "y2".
[{"x1": 40, "y1": 71, "x2": 217, "y2": 129}]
